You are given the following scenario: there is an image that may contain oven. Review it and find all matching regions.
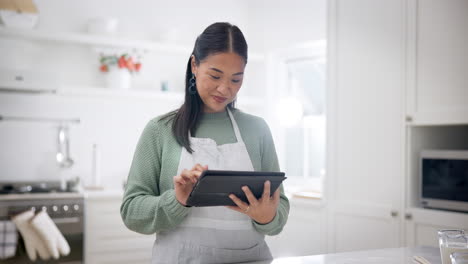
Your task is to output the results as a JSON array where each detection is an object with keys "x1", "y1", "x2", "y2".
[{"x1": 0, "y1": 193, "x2": 84, "y2": 263}]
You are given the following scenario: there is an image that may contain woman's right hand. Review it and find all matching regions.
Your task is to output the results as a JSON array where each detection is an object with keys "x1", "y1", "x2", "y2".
[{"x1": 173, "y1": 164, "x2": 208, "y2": 206}]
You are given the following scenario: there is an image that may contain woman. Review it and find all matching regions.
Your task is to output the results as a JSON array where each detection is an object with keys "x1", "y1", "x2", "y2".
[{"x1": 121, "y1": 22, "x2": 289, "y2": 264}]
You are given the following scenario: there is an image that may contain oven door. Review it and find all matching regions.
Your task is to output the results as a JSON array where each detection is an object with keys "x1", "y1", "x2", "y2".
[{"x1": 4, "y1": 215, "x2": 84, "y2": 264}]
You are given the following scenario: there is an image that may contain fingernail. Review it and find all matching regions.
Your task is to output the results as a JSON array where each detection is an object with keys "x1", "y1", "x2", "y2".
[
  {"x1": 242, "y1": 186, "x2": 247, "y2": 191},
  {"x1": 229, "y1": 194, "x2": 234, "y2": 199}
]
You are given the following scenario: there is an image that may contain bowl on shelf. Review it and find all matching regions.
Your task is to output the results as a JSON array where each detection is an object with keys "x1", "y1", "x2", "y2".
[
  {"x1": 0, "y1": 10, "x2": 39, "y2": 29},
  {"x1": 87, "y1": 17, "x2": 119, "y2": 35}
]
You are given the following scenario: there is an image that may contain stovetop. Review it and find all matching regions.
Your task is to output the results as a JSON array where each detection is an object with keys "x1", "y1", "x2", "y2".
[{"x1": 0, "y1": 181, "x2": 72, "y2": 194}]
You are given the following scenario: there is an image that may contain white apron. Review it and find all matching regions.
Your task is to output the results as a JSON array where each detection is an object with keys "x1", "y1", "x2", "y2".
[{"x1": 152, "y1": 108, "x2": 272, "y2": 264}]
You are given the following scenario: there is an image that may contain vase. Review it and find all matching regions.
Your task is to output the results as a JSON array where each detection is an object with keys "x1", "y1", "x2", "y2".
[{"x1": 105, "y1": 67, "x2": 131, "y2": 89}]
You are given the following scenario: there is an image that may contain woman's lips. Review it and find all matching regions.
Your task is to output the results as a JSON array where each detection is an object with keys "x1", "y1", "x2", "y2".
[{"x1": 213, "y1": 96, "x2": 227, "y2": 103}]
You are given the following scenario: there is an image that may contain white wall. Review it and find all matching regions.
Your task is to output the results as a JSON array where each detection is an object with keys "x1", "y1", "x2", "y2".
[
  {"x1": 0, "y1": 0, "x2": 326, "y2": 189},
  {"x1": 247, "y1": 0, "x2": 326, "y2": 51}
]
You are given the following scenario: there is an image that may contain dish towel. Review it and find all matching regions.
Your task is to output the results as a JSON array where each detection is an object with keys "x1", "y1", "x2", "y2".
[
  {"x1": 0, "y1": 220, "x2": 17, "y2": 259},
  {"x1": 11, "y1": 210, "x2": 51, "y2": 261},
  {"x1": 30, "y1": 210, "x2": 70, "y2": 259}
]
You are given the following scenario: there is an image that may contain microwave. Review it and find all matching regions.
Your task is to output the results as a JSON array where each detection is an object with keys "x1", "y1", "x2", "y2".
[{"x1": 420, "y1": 150, "x2": 468, "y2": 213}]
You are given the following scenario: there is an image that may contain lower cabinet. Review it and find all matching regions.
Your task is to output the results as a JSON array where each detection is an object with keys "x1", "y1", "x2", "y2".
[
  {"x1": 85, "y1": 193, "x2": 154, "y2": 264},
  {"x1": 405, "y1": 207, "x2": 468, "y2": 248},
  {"x1": 266, "y1": 198, "x2": 327, "y2": 257}
]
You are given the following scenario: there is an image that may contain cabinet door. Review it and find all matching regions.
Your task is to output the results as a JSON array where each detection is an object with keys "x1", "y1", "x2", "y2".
[
  {"x1": 85, "y1": 196, "x2": 154, "y2": 262},
  {"x1": 405, "y1": 208, "x2": 468, "y2": 247},
  {"x1": 327, "y1": 0, "x2": 405, "y2": 252},
  {"x1": 407, "y1": 0, "x2": 468, "y2": 125},
  {"x1": 266, "y1": 200, "x2": 327, "y2": 257}
]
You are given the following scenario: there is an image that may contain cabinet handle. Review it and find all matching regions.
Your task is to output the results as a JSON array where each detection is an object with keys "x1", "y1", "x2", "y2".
[
  {"x1": 391, "y1": 211, "x2": 398, "y2": 217},
  {"x1": 405, "y1": 213, "x2": 412, "y2": 220},
  {"x1": 406, "y1": 115, "x2": 413, "y2": 122}
]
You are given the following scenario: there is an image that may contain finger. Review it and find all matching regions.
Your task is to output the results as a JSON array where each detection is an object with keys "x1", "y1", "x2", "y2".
[
  {"x1": 272, "y1": 188, "x2": 280, "y2": 204},
  {"x1": 242, "y1": 186, "x2": 258, "y2": 206},
  {"x1": 229, "y1": 194, "x2": 248, "y2": 210},
  {"x1": 181, "y1": 170, "x2": 196, "y2": 184},
  {"x1": 174, "y1": 176, "x2": 186, "y2": 185},
  {"x1": 192, "y1": 170, "x2": 203, "y2": 180},
  {"x1": 262, "y1": 180, "x2": 271, "y2": 199},
  {"x1": 192, "y1": 164, "x2": 205, "y2": 172},
  {"x1": 274, "y1": 188, "x2": 280, "y2": 199}
]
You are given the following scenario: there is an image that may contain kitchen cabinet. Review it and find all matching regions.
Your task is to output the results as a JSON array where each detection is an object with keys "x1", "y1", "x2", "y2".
[
  {"x1": 403, "y1": 0, "x2": 468, "y2": 247},
  {"x1": 84, "y1": 191, "x2": 154, "y2": 264},
  {"x1": 404, "y1": 125, "x2": 468, "y2": 247},
  {"x1": 405, "y1": 208, "x2": 468, "y2": 247},
  {"x1": 327, "y1": 0, "x2": 406, "y2": 252},
  {"x1": 327, "y1": 0, "x2": 468, "y2": 253},
  {"x1": 266, "y1": 198, "x2": 327, "y2": 257},
  {"x1": 406, "y1": 0, "x2": 468, "y2": 125}
]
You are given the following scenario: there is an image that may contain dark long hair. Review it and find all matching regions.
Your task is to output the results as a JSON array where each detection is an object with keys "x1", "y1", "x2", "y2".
[{"x1": 163, "y1": 22, "x2": 248, "y2": 153}]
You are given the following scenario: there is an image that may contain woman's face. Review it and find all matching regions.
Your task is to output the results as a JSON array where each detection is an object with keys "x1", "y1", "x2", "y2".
[{"x1": 191, "y1": 52, "x2": 246, "y2": 113}]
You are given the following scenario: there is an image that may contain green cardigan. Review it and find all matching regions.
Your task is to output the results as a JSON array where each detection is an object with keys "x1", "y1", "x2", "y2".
[{"x1": 120, "y1": 108, "x2": 289, "y2": 236}]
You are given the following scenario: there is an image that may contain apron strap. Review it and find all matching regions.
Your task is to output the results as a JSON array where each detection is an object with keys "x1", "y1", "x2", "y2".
[{"x1": 226, "y1": 108, "x2": 244, "y2": 144}]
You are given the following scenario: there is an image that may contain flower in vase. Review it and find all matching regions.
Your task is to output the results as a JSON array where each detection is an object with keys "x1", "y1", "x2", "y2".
[{"x1": 99, "y1": 54, "x2": 142, "y2": 73}]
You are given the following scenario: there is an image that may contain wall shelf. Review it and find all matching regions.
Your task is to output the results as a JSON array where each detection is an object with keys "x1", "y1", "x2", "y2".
[
  {"x1": 0, "y1": 81, "x2": 262, "y2": 107},
  {"x1": 0, "y1": 27, "x2": 265, "y2": 61},
  {"x1": 0, "y1": 26, "x2": 191, "y2": 54},
  {"x1": 57, "y1": 85, "x2": 185, "y2": 101},
  {"x1": 0, "y1": 81, "x2": 57, "y2": 94}
]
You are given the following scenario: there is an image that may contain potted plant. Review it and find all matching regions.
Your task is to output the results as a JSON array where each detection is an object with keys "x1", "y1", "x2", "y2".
[{"x1": 99, "y1": 54, "x2": 142, "y2": 89}]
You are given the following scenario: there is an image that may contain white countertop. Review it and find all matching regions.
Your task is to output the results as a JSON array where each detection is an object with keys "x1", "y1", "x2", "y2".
[
  {"x1": 0, "y1": 192, "x2": 84, "y2": 201},
  {"x1": 83, "y1": 188, "x2": 124, "y2": 200},
  {"x1": 247, "y1": 246, "x2": 441, "y2": 264}
]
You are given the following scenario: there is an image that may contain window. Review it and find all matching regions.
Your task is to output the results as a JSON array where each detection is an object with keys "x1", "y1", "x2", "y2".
[{"x1": 269, "y1": 41, "x2": 326, "y2": 197}]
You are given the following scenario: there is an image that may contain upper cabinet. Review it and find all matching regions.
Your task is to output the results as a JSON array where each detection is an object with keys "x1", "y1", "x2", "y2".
[
  {"x1": 406, "y1": 0, "x2": 468, "y2": 125},
  {"x1": 327, "y1": 0, "x2": 405, "y2": 252}
]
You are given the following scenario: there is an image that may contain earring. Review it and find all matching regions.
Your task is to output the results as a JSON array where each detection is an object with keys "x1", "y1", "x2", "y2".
[{"x1": 189, "y1": 73, "x2": 197, "y2": 95}]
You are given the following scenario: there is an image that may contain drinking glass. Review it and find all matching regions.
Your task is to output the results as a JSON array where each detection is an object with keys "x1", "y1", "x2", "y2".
[
  {"x1": 438, "y1": 230, "x2": 468, "y2": 264},
  {"x1": 451, "y1": 252, "x2": 468, "y2": 264}
]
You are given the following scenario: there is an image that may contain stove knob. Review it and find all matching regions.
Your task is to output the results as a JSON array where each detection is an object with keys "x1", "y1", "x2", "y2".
[
  {"x1": 73, "y1": 204, "x2": 80, "y2": 211},
  {"x1": 42, "y1": 206, "x2": 47, "y2": 212},
  {"x1": 31, "y1": 206, "x2": 36, "y2": 212},
  {"x1": 52, "y1": 205, "x2": 58, "y2": 212},
  {"x1": 63, "y1": 205, "x2": 69, "y2": 212}
]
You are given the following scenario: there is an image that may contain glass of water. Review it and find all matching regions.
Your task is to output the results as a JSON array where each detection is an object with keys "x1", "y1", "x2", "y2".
[
  {"x1": 438, "y1": 230, "x2": 468, "y2": 264},
  {"x1": 451, "y1": 252, "x2": 468, "y2": 264}
]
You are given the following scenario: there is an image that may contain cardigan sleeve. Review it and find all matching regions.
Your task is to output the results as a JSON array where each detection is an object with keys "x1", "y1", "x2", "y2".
[
  {"x1": 120, "y1": 119, "x2": 189, "y2": 234},
  {"x1": 252, "y1": 119, "x2": 290, "y2": 236}
]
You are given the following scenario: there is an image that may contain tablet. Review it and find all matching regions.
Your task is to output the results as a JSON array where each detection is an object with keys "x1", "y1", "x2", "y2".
[{"x1": 185, "y1": 170, "x2": 286, "y2": 207}]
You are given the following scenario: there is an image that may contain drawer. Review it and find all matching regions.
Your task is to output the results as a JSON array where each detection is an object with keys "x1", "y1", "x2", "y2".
[
  {"x1": 86, "y1": 248, "x2": 152, "y2": 264},
  {"x1": 87, "y1": 224, "x2": 149, "y2": 241},
  {"x1": 86, "y1": 235, "x2": 154, "y2": 253},
  {"x1": 86, "y1": 212, "x2": 127, "y2": 229}
]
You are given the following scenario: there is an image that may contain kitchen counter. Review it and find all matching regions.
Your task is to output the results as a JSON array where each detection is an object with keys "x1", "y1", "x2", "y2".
[
  {"x1": 83, "y1": 188, "x2": 124, "y2": 200},
  {"x1": 247, "y1": 246, "x2": 441, "y2": 264}
]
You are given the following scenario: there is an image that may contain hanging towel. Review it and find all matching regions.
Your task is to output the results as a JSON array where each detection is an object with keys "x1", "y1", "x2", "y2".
[
  {"x1": 30, "y1": 210, "x2": 70, "y2": 259},
  {"x1": 0, "y1": 220, "x2": 17, "y2": 259},
  {"x1": 11, "y1": 210, "x2": 51, "y2": 261}
]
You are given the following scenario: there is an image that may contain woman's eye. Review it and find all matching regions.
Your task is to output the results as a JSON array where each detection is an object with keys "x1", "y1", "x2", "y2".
[
  {"x1": 232, "y1": 79, "x2": 241, "y2": 83},
  {"x1": 210, "y1": 75, "x2": 220, "y2": 80}
]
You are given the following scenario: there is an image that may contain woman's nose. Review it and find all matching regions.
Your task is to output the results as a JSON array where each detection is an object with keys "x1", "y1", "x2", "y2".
[{"x1": 216, "y1": 80, "x2": 231, "y2": 95}]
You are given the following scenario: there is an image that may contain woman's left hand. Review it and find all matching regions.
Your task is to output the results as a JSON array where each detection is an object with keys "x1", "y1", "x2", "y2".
[{"x1": 227, "y1": 180, "x2": 280, "y2": 224}]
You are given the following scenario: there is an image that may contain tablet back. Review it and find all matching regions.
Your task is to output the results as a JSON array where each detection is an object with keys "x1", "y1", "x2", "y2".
[{"x1": 186, "y1": 170, "x2": 286, "y2": 207}]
